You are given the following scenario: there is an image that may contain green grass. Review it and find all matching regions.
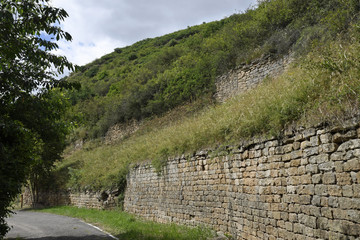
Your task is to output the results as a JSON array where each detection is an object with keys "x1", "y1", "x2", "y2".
[{"x1": 35, "y1": 206, "x2": 214, "y2": 240}]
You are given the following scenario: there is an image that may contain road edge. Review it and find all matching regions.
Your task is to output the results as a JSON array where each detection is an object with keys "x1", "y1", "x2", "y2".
[{"x1": 80, "y1": 220, "x2": 119, "y2": 240}]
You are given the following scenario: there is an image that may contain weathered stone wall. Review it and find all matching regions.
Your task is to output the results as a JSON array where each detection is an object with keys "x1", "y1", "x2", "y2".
[
  {"x1": 215, "y1": 55, "x2": 292, "y2": 102},
  {"x1": 22, "y1": 188, "x2": 70, "y2": 208},
  {"x1": 124, "y1": 119, "x2": 360, "y2": 239},
  {"x1": 23, "y1": 189, "x2": 119, "y2": 210},
  {"x1": 68, "y1": 191, "x2": 119, "y2": 209},
  {"x1": 105, "y1": 119, "x2": 141, "y2": 144}
]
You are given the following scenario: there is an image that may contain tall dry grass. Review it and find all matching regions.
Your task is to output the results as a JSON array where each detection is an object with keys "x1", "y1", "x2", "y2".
[{"x1": 61, "y1": 26, "x2": 360, "y2": 190}]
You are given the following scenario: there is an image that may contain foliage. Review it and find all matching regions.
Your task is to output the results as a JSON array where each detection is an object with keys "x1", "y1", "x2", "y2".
[
  {"x1": 0, "y1": 0, "x2": 75, "y2": 236},
  {"x1": 36, "y1": 206, "x2": 214, "y2": 240},
  {"x1": 24, "y1": 91, "x2": 72, "y2": 206},
  {"x1": 65, "y1": 0, "x2": 360, "y2": 140}
]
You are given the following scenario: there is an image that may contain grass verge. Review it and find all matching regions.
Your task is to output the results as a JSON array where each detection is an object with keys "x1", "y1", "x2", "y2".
[{"x1": 35, "y1": 206, "x2": 214, "y2": 240}]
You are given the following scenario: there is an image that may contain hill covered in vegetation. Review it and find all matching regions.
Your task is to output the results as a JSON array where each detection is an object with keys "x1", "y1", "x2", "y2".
[
  {"x1": 57, "y1": 0, "x2": 360, "y2": 192},
  {"x1": 65, "y1": 0, "x2": 358, "y2": 139}
]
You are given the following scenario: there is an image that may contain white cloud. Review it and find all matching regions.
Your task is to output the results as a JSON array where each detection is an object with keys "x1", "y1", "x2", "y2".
[{"x1": 50, "y1": 0, "x2": 257, "y2": 68}]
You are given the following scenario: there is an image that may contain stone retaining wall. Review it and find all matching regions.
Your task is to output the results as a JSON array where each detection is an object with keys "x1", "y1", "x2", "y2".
[
  {"x1": 215, "y1": 55, "x2": 292, "y2": 102},
  {"x1": 124, "y1": 120, "x2": 360, "y2": 239},
  {"x1": 68, "y1": 191, "x2": 119, "y2": 209},
  {"x1": 24, "y1": 120, "x2": 360, "y2": 239},
  {"x1": 23, "y1": 189, "x2": 119, "y2": 210},
  {"x1": 22, "y1": 188, "x2": 70, "y2": 208}
]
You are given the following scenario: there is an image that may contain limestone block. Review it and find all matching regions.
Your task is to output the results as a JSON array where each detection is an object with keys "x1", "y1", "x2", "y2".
[
  {"x1": 291, "y1": 150, "x2": 303, "y2": 160},
  {"x1": 287, "y1": 167, "x2": 299, "y2": 176},
  {"x1": 338, "y1": 139, "x2": 360, "y2": 151},
  {"x1": 303, "y1": 128, "x2": 316, "y2": 139},
  {"x1": 350, "y1": 171, "x2": 360, "y2": 183},
  {"x1": 321, "y1": 143, "x2": 338, "y2": 153},
  {"x1": 315, "y1": 185, "x2": 329, "y2": 196},
  {"x1": 353, "y1": 184, "x2": 360, "y2": 197},
  {"x1": 336, "y1": 172, "x2": 353, "y2": 185},
  {"x1": 309, "y1": 154, "x2": 329, "y2": 164},
  {"x1": 303, "y1": 147, "x2": 319, "y2": 157},
  {"x1": 309, "y1": 136, "x2": 320, "y2": 146},
  {"x1": 321, "y1": 207, "x2": 333, "y2": 218},
  {"x1": 343, "y1": 159, "x2": 360, "y2": 172},
  {"x1": 334, "y1": 161, "x2": 344, "y2": 173},
  {"x1": 293, "y1": 223, "x2": 304, "y2": 234},
  {"x1": 320, "y1": 133, "x2": 333, "y2": 144},
  {"x1": 342, "y1": 185, "x2": 354, "y2": 197},
  {"x1": 295, "y1": 134, "x2": 305, "y2": 142},
  {"x1": 288, "y1": 213, "x2": 298, "y2": 223},
  {"x1": 330, "y1": 151, "x2": 345, "y2": 161},
  {"x1": 306, "y1": 164, "x2": 319, "y2": 174},
  {"x1": 284, "y1": 144, "x2": 294, "y2": 153},
  {"x1": 297, "y1": 185, "x2": 315, "y2": 195},
  {"x1": 298, "y1": 195, "x2": 311, "y2": 205},
  {"x1": 319, "y1": 161, "x2": 335, "y2": 172},
  {"x1": 322, "y1": 172, "x2": 336, "y2": 184},
  {"x1": 293, "y1": 141, "x2": 301, "y2": 150},
  {"x1": 290, "y1": 159, "x2": 301, "y2": 167}
]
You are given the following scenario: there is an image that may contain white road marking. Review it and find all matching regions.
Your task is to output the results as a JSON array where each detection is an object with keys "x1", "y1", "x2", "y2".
[{"x1": 80, "y1": 220, "x2": 119, "y2": 240}]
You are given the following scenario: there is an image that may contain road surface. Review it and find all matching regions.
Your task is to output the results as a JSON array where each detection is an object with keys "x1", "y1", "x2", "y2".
[{"x1": 5, "y1": 210, "x2": 116, "y2": 240}]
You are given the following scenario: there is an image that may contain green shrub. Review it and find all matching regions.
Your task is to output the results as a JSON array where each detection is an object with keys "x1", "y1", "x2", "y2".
[
  {"x1": 167, "y1": 39, "x2": 178, "y2": 47},
  {"x1": 263, "y1": 28, "x2": 300, "y2": 56},
  {"x1": 114, "y1": 48, "x2": 122, "y2": 54},
  {"x1": 97, "y1": 71, "x2": 108, "y2": 81},
  {"x1": 128, "y1": 54, "x2": 138, "y2": 61},
  {"x1": 84, "y1": 66, "x2": 99, "y2": 78}
]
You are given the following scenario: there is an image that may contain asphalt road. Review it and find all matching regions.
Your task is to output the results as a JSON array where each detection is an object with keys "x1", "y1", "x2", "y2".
[{"x1": 5, "y1": 210, "x2": 116, "y2": 240}]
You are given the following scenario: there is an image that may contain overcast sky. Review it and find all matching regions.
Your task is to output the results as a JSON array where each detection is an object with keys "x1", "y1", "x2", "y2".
[{"x1": 50, "y1": 0, "x2": 257, "y2": 67}]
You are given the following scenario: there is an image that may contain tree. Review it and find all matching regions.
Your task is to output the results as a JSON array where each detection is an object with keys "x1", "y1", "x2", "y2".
[
  {"x1": 0, "y1": 0, "x2": 77, "y2": 236},
  {"x1": 13, "y1": 90, "x2": 71, "y2": 208}
]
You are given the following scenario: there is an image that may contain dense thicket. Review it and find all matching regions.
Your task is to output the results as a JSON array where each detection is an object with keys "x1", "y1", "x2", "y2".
[{"x1": 67, "y1": 0, "x2": 360, "y2": 140}]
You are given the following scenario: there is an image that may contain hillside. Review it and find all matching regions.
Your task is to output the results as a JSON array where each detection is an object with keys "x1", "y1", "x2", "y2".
[
  {"x1": 56, "y1": 0, "x2": 360, "y2": 192},
  {"x1": 65, "y1": 0, "x2": 355, "y2": 139}
]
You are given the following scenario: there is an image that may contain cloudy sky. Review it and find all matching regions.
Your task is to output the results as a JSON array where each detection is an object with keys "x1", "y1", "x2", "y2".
[{"x1": 50, "y1": 0, "x2": 257, "y2": 67}]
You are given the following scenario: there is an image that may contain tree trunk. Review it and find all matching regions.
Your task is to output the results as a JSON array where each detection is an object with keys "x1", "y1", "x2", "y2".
[{"x1": 29, "y1": 174, "x2": 39, "y2": 208}]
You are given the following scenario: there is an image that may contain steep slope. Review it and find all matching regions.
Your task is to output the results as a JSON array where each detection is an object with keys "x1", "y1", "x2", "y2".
[
  {"x1": 57, "y1": 0, "x2": 360, "y2": 191},
  {"x1": 65, "y1": 0, "x2": 359, "y2": 140}
]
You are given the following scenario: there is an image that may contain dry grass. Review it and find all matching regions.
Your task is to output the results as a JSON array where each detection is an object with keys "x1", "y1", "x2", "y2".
[{"x1": 60, "y1": 27, "x2": 360, "y2": 190}]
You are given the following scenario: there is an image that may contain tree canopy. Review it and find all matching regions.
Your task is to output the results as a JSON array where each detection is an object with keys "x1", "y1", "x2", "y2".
[{"x1": 0, "y1": 0, "x2": 76, "y2": 236}]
